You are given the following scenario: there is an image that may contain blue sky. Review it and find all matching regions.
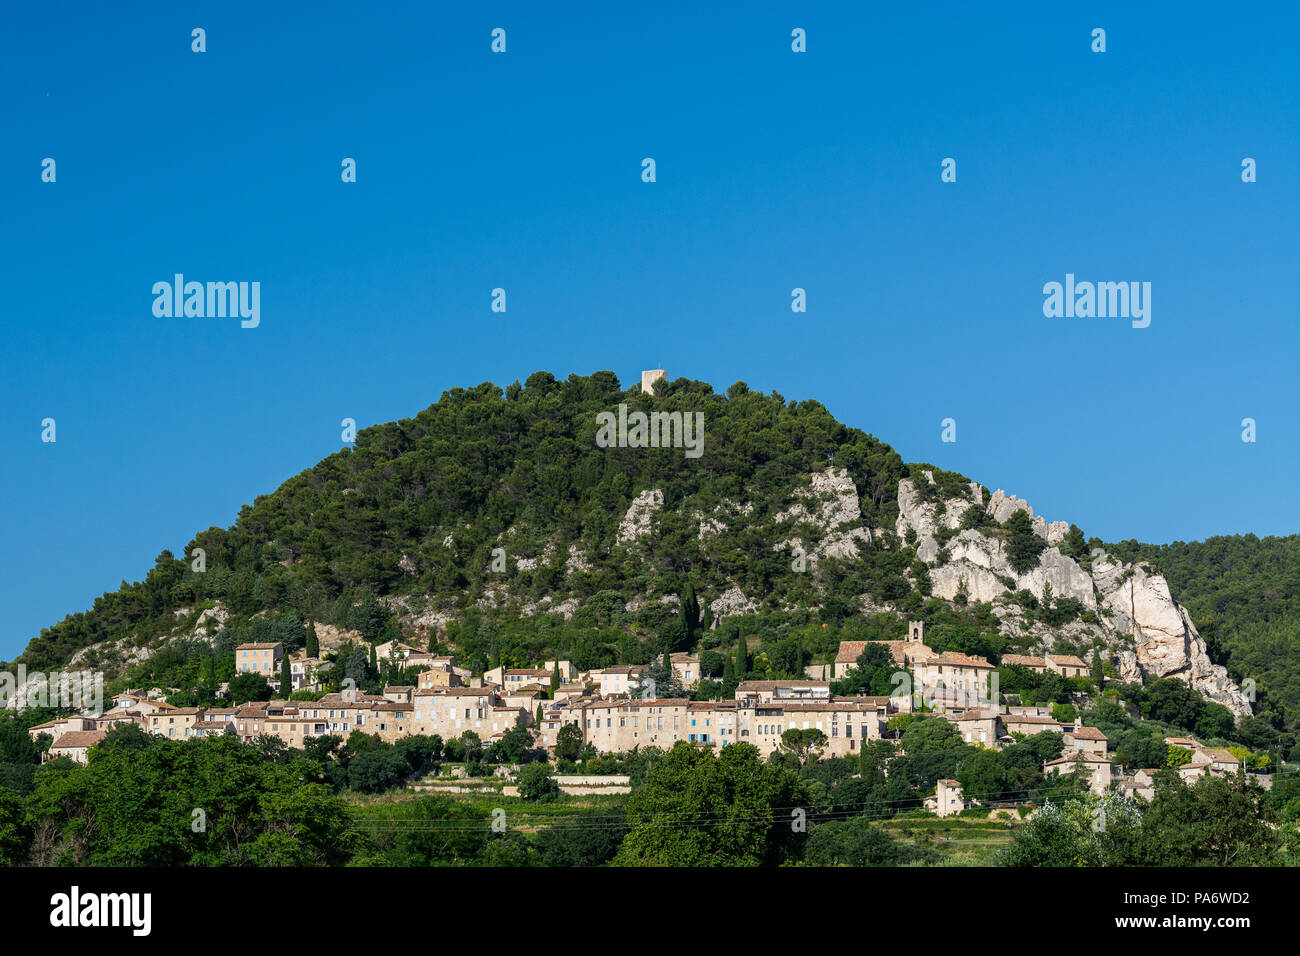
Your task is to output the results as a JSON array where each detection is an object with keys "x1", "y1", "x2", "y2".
[{"x1": 2, "y1": 2, "x2": 1297, "y2": 658}]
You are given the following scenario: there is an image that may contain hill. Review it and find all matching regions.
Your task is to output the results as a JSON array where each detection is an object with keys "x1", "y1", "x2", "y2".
[{"x1": 5, "y1": 370, "x2": 1289, "y2": 728}]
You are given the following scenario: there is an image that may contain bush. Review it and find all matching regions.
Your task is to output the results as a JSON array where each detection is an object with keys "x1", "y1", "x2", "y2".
[{"x1": 516, "y1": 763, "x2": 560, "y2": 803}]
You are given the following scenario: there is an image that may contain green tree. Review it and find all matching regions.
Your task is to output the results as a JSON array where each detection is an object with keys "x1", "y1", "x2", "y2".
[
  {"x1": 615, "y1": 742, "x2": 805, "y2": 866},
  {"x1": 228, "y1": 672, "x2": 273, "y2": 704},
  {"x1": 516, "y1": 762, "x2": 560, "y2": 802},
  {"x1": 555, "y1": 724, "x2": 584, "y2": 762},
  {"x1": 955, "y1": 747, "x2": 1011, "y2": 802},
  {"x1": 805, "y1": 817, "x2": 937, "y2": 866},
  {"x1": 779, "y1": 728, "x2": 828, "y2": 765},
  {"x1": 24, "y1": 730, "x2": 354, "y2": 866},
  {"x1": 680, "y1": 579, "x2": 700, "y2": 647},
  {"x1": 831, "y1": 643, "x2": 896, "y2": 697},
  {"x1": 0, "y1": 787, "x2": 30, "y2": 864},
  {"x1": 1004, "y1": 509, "x2": 1047, "y2": 574},
  {"x1": 535, "y1": 808, "x2": 626, "y2": 865}
]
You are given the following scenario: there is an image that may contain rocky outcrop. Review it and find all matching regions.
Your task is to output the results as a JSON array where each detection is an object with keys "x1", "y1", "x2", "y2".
[
  {"x1": 984, "y1": 489, "x2": 1068, "y2": 544},
  {"x1": 697, "y1": 499, "x2": 754, "y2": 542},
  {"x1": 565, "y1": 544, "x2": 592, "y2": 574},
  {"x1": 895, "y1": 475, "x2": 981, "y2": 563},
  {"x1": 777, "y1": 468, "x2": 873, "y2": 563},
  {"x1": 618, "y1": 489, "x2": 663, "y2": 543},
  {"x1": 895, "y1": 478, "x2": 1252, "y2": 717},
  {"x1": 710, "y1": 586, "x2": 759, "y2": 618},
  {"x1": 1093, "y1": 556, "x2": 1251, "y2": 715}
]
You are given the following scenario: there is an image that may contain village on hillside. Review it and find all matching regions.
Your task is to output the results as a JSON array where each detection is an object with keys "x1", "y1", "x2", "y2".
[{"x1": 29, "y1": 620, "x2": 1262, "y2": 815}]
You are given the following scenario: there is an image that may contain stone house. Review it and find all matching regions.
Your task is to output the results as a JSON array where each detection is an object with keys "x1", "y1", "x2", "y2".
[
  {"x1": 236, "y1": 642, "x2": 284, "y2": 676},
  {"x1": 47, "y1": 729, "x2": 107, "y2": 765},
  {"x1": 1045, "y1": 654, "x2": 1088, "y2": 678},
  {"x1": 1044, "y1": 753, "x2": 1113, "y2": 794}
]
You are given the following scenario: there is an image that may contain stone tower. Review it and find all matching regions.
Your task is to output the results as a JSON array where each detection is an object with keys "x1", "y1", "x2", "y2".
[
  {"x1": 907, "y1": 620, "x2": 925, "y2": 644},
  {"x1": 640, "y1": 369, "x2": 666, "y2": 394}
]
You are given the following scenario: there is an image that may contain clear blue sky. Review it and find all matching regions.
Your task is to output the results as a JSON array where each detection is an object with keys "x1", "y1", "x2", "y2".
[{"x1": 2, "y1": 2, "x2": 1297, "y2": 658}]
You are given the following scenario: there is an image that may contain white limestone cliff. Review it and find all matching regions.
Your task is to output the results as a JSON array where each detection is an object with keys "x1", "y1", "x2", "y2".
[{"x1": 894, "y1": 478, "x2": 1252, "y2": 717}]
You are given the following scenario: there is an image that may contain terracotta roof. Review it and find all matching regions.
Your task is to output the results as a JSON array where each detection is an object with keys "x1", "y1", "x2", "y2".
[
  {"x1": 236, "y1": 642, "x2": 283, "y2": 651},
  {"x1": 836, "y1": 640, "x2": 911, "y2": 665},
  {"x1": 928, "y1": 651, "x2": 995, "y2": 669},
  {"x1": 951, "y1": 709, "x2": 999, "y2": 721},
  {"x1": 52, "y1": 730, "x2": 107, "y2": 749},
  {"x1": 1045, "y1": 753, "x2": 1110, "y2": 766},
  {"x1": 1001, "y1": 654, "x2": 1046, "y2": 668},
  {"x1": 771, "y1": 701, "x2": 882, "y2": 713},
  {"x1": 736, "y1": 680, "x2": 829, "y2": 691},
  {"x1": 1071, "y1": 726, "x2": 1108, "y2": 740},
  {"x1": 1047, "y1": 654, "x2": 1088, "y2": 668},
  {"x1": 1199, "y1": 748, "x2": 1240, "y2": 763}
]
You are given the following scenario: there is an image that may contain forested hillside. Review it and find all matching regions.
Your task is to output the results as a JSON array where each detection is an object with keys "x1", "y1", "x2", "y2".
[
  {"x1": 7, "y1": 370, "x2": 1295, "y2": 735},
  {"x1": 11, "y1": 371, "x2": 908, "y2": 672}
]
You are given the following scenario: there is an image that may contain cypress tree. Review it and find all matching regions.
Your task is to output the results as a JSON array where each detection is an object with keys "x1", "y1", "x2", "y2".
[
  {"x1": 280, "y1": 654, "x2": 291, "y2": 696},
  {"x1": 680, "y1": 579, "x2": 699, "y2": 644},
  {"x1": 305, "y1": 622, "x2": 319, "y2": 658}
]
